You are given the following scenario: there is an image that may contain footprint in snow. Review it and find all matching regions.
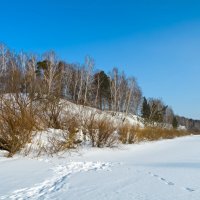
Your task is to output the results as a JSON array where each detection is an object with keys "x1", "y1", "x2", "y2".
[
  {"x1": 148, "y1": 172, "x2": 175, "y2": 187},
  {"x1": 0, "y1": 162, "x2": 111, "y2": 200},
  {"x1": 183, "y1": 187, "x2": 195, "y2": 192},
  {"x1": 147, "y1": 171, "x2": 195, "y2": 192}
]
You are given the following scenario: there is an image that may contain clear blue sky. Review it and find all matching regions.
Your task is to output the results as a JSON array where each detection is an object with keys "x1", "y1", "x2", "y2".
[{"x1": 0, "y1": 0, "x2": 200, "y2": 119}]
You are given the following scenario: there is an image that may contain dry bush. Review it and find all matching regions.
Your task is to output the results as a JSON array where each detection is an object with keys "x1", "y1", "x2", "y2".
[
  {"x1": 118, "y1": 123, "x2": 138, "y2": 144},
  {"x1": 96, "y1": 118, "x2": 117, "y2": 147},
  {"x1": 135, "y1": 127, "x2": 188, "y2": 142},
  {"x1": 82, "y1": 113, "x2": 117, "y2": 147},
  {"x1": 47, "y1": 115, "x2": 81, "y2": 155},
  {"x1": 118, "y1": 123, "x2": 130, "y2": 144},
  {"x1": 118, "y1": 123, "x2": 128, "y2": 143},
  {"x1": 0, "y1": 94, "x2": 37, "y2": 157},
  {"x1": 128, "y1": 127, "x2": 138, "y2": 144},
  {"x1": 39, "y1": 96, "x2": 66, "y2": 129}
]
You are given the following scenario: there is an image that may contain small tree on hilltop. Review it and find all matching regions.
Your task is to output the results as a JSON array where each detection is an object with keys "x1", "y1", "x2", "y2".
[
  {"x1": 141, "y1": 97, "x2": 150, "y2": 119},
  {"x1": 172, "y1": 116, "x2": 178, "y2": 129}
]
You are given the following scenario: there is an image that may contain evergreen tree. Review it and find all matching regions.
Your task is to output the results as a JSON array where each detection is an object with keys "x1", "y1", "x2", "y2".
[
  {"x1": 93, "y1": 71, "x2": 110, "y2": 110},
  {"x1": 36, "y1": 60, "x2": 49, "y2": 77},
  {"x1": 141, "y1": 97, "x2": 150, "y2": 119},
  {"x1": 172, "y1": 116, "x2": 178, "y2": 129}
]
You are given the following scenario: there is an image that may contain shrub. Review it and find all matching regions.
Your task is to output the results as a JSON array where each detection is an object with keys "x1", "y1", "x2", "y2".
[
  {"x1": 0, "y1": 94, "x2": 37, "y2": 157},
  {"x1": 118, "y1": 123, "x2": 137, "y2": 144},
  {"x1": 82, "y1": 113, "x2": 117, "y2": 147},
  {"x1": 46, "y1": 114, "x2": 81, "y2": 155},
  {"x1": 118, "y1": 123, "x2": 130, "y2": 144},
  {"x1": 39, "y1": 96, "x2": 66, "y2": 129}
]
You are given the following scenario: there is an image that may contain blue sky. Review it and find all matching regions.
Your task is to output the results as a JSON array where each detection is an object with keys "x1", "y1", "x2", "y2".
[{"x1": 0, "y1": 0, "x2": 200, "y2": 119}]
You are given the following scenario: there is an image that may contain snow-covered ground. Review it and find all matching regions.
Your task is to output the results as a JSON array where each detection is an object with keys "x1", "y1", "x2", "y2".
[{"x1": 0, "y1": 135, "x2": 200, "y2": 200}]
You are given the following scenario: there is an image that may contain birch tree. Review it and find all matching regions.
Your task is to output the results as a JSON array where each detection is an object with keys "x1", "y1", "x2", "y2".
[
  {"x1": 37, "y1": 51, "x2": 63, "y2": 97},
  {"x1": 83, "y1": 56, "x2": 94, "y2": 106},
  {"x1": 0, "y1": 44, "x2": 9, "y2": 75}
]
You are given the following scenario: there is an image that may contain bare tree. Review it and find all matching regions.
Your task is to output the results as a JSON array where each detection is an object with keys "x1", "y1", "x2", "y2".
[
  {"x1": 109, "y1": 68, "x2": 122, "y2": 112},
  {"x1": 83, "y1": 56, "x2": 94, "y2": 105},
  {"x1": 39, "y1": 51, "x2": 63, "y2": 97},
  {"x1": 125, "y1": 77, "x2": 135, "y2": 116},
  {"x1": 77, "y1": 67, "x2": 84, "y2": 104},
  {"x1": 164, "y1": 107, "x2": 174, "y2": 124},
  {"x1": 0, "y1": 43, "x2": 9, "y2": 75}
]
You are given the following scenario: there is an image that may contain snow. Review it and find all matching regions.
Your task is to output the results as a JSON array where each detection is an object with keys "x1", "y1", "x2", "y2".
[
  {"x1": 0, "y1": 135, "x2": 200, "y2": 200},
  {"x1": 62, "y1": 100, "x2": 144, "y2": 128},
  {"x1": 23, "y1": 128, "x2": 70, "y2": 157},
  {"x1": 0, "y1": 161, "x2": 111, "y2": 200}
]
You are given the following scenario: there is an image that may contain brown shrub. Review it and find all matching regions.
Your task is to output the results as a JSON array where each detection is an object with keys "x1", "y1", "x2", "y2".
[
  {"x1": 135, "y1": 127, "x2": 188, "y2": 142},
  {"x1": 118, "y1": 123, "x2": 137, "y2": 144},
  {"x1": 118, "y1": 123, "x2": 130, "y2": 144},
  {"x1": 128, "y1": 126, "x2": 138, "y2": 144},
  {"x1": 39, "y1": 97, "x2": 66, "y2": 129},
  {"x1": 0, "y1": 94, "x2": 37, "y2": 157},
  {"x1": 47, "y1": 114, "x2": 81, "y2": 155},
  {"x1": 82, "y1": 113, "x2": 117, "y2": 147}
]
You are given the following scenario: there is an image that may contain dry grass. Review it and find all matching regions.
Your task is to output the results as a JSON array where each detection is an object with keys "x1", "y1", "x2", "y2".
[{"x1": 134, "y1": 127, "x2": 188, "y2": 142}]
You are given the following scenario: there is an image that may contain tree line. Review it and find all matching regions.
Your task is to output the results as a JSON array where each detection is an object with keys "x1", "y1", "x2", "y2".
[
  {"x1": 0, "y1": 43, "x2": 179, "y2": 127},
  {"x1": 0, "y1": 44, "x2": 142, "y2": 115}
]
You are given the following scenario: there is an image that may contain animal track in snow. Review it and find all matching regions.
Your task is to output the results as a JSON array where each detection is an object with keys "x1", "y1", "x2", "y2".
[
  {"x1": 183, "y1": 187, "x2": 195, "y2": 192},
  {"x1": 147, "y1": 171, "x2": 195, "y2": 192},
  {"x1": 148, "y1": 172, "x2": 175, "y2": 186}
]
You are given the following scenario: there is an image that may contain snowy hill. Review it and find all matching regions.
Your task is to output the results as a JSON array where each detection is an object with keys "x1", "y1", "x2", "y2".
[
  {"x1": 19, "y1": 100, "x2": 144, "y2": 157},
  {"x1": 0, "y1": 135, "x2": 200, "y2": 200}
]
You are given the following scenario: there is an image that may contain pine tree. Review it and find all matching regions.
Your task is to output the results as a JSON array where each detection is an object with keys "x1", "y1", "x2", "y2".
[
  {"x1": 141, "y1": 97, "x2": 150, "y2": 119},
  {"x1": 172, "y1": 116, "x2": 178, "y2": 129},
  {"x1": 93, "y1": 71, "x2": 110, "y2": 110}
]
